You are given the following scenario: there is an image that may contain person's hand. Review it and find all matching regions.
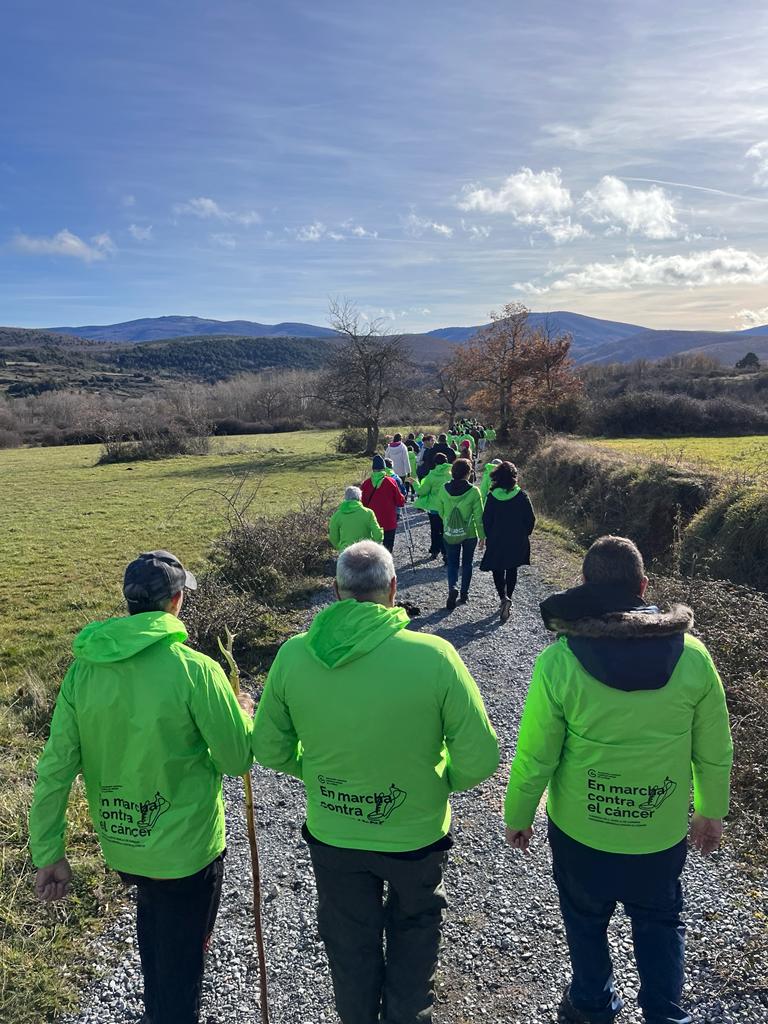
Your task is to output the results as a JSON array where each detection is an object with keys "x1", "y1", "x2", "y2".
[
  {"x1": 505, "y1": 826, "x2": 533, "y2": 853},
  {"x1": 237, "y1": 692, "x2": 255, "y2": 717},
  {"x1": 689, "y1": 813, "x2": 723, "y2": 855},
  {"x1": 35, "y1": 858, "x2": 73, "y2": 902}
]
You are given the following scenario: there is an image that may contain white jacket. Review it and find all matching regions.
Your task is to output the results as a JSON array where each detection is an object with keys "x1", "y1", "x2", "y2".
[{"x1": 385, "y1": 441, "x2": 411, "y2": 479}]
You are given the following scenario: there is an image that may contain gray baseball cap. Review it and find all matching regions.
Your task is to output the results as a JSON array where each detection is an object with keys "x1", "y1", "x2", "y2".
[{"x1": 123, "y1": 550, "x2": 197, "y2": 607}]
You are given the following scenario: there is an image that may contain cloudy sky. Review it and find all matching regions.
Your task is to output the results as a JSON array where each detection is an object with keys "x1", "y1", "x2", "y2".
[{"x1": 3, "y1": 0, "x2": 768, "y2": 332}]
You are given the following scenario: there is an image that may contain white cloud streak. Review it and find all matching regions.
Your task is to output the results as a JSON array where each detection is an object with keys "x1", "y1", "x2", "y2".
[
  {"x1": 520, "y1": 247, "x2": 768, "y2": 294},
  {"x1": 458, "y1": 167, "x2": 585, "y2": 243},
  {"x1": 746, "y1": 141, "x2": 768, "y2": 187},
  {"x1": 13, "y1": 229, "x2": 115, "y2": 263},
  {"x1": 128, "y1": 223, "x2": 153, "y2": 241},
  {"x1": 581, "y1": 176, "x2": 680, "y2": 239},
  {"x1": 736, "y1": 305, "x2": 768, "y2": 328},
  {"x1": 403, "y1": 212, "x2": 454, "y2": 238},
  {"x1": 173, "y1": 196, "x2": 261, "y2": 225}
]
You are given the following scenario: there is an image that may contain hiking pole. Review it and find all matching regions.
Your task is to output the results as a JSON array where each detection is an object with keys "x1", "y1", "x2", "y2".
[
  {"x1": 218, "y1": 628, "x2": 271, "y2": 1024},
  {"x1": 400, "y1": 500, "x2": 417, "y2": 573}
]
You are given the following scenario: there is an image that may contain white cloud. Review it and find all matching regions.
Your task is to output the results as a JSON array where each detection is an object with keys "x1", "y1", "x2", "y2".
[
  {"x1": 458, "y1": 167, "x2": 585, "y2": 243},
  {"x1": 128, "y1": 223, "x2": 153, "y2": 241},
  {"x1": 746, "y1": 141, "x2": 768, "y2": 187},
  {"x1": 210, "y1": 232, "x2": 237, "y2": 248},
  {"x1": 295, "y1": 221, "x2": 328, "y2": 242},
  {"x1": 173, "y1": 196, "x2": 261, "y2": 225},
  {"x1": 539, "y1": 123, "x2": 591, "y2": 148},
  {"x1": 581, "y1": 176, "x2": 681, "y2": 239},
  {"x1": 403, "y1": 213, "x2": 453, "y2": 238},
  {"x1": 461, "y1": 219, "x2": 491, "y2": 240},
  {"x1": 346, "y1": 223, "x2": 379, "y2": 239},
  {"x1": 13, "y1": 228, "x2": 115, "y2": 263},
  {"x1": 520, "y1": 247, "x2": 768, "y2": 294},
  {"x1": 736, "y1": 305, "x2": 768, "y2": 328}
]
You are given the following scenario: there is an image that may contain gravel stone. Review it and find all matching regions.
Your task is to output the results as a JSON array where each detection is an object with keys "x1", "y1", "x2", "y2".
[{"x1": 62, "y1": 514, "x2": 767, "y2": 1023}]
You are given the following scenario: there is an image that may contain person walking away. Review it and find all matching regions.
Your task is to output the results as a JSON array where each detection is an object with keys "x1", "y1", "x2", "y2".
[
  {"x1": 414, "y1": 453, "x2": 451, "y2": 560},
  {"x1": 251, "y1": 541, "x2": 499, "y2": 1024},
  {"x1": 29, "y1": 551, "x2": 255, "y2": 1024},
  {"x1": 417, "y1": 435, "x2": 436, "y2": 481},
  {"x1": 406, "y1": 443, "x2": 419, "y2": 501},
  {"x1": 479, "y1": 461, "x2": 535, "y2": 623},
  {"x1": 434, "y1": 458, "x2": 485, "y2": 610},
  {"x1": 385, "y1": 432, "x2": 412, "y2": 481},
  {"x1": 479, "y1": 458, "x2": 502, "y2": 500},
  {"x1": 384, "y1": 458, "x2": 408, "y2": 497},
  {"x1": 329, "y1": 486, "x2": 385, "y2": 551},
  {"x1": 362, "y1": 455, "x2": 406, "y2": 553},
  {"x1": 431, "y1": 433, "x2": 453, "y2": 462},
  {"x1": 503, "y1": 536, "x2": 733, "y2": 1024}
]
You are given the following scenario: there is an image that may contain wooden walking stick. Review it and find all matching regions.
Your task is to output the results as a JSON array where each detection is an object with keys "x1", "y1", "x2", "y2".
[{"x1": 218, "y1": 627, "x2": 271, "y2": 1024}]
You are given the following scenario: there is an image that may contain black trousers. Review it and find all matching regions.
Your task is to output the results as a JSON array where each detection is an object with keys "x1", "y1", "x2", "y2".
[
  {"x1": 492, "y1": 566, "x2": 518, "y2": 600},
  {"x1": 382, "y1": 529, "x2": 396, "y2": 552},
  {"x1": 308, "y1": 843, "x2": 448, "y2": 1024},
  {"x1": 549, "y1": 820, "x2": 689, "y2": 1024},
  {"x1": 119, "y1": 853, "x2": 225, "y2": 1024},
  {"x1": 427, "y1": 512, "x2": 444, "y2": 557}
]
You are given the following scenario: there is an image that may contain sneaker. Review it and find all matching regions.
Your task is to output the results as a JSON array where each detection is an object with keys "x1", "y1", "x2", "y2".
[
  {"x1": 557, "y1": 989, "x2": 621, "y2": 1024},
  {"x1": 446, "y1": 588, "x2": 459, "y2": 610},
  {"x1": 458, "y1": 592, "x2": 469, "y2": 604},
  {"x1": 500, "y1": 598, "x2": 512, "y2": 623}
]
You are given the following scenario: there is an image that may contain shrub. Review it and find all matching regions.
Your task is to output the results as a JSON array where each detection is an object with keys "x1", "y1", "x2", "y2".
[
  {"x1": 681, "y1": 487, "x2": 768, "y2": 592},
  {"x1": 334, "y1": 427, "x2": 369, "y2": 453},
  {"x1": 97, "y1": 422, "x2": 210, "y2": 464},
  {"x1": 585, "y1": 391, "x2": 768, "y2": 437},
  {"x1": 524, "y1": 440, "x2": 713, "y2": 563},
  {"x1": 649, "y1": 573, "x2": 768, "y2": 843},
  {"x1": 209, "y1": 494, "x2": 333, "y2": 602},
  {"x1": 0, "y1": 427, "x2": 22, "y2": 449},
  {"x1": 213, "y1": 417, "x2": 306, "y2": 436}
]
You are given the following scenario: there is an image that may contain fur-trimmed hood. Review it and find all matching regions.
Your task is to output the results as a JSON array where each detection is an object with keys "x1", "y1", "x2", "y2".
[
  {"x1": 546, "y1": 603, "x2": 694, "y2": 640},
  {"x1": 540, "y1": 583, "x2": 694, "y2": 693}
]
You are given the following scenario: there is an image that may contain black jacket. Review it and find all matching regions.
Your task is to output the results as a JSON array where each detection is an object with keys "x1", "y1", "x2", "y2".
[{"x1": 479, "y1": 489, "x2": 535, "y2": 571}]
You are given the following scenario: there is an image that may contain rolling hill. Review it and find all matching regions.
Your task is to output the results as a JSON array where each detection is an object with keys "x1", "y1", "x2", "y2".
[{"x1": 49, "y1": 315, "x2": 338, "y2": 342}]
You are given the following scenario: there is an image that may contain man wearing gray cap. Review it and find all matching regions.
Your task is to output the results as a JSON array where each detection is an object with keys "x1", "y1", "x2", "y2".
[{"x1": 28, "y1": 551, "x2": 254, "y2": 1024}]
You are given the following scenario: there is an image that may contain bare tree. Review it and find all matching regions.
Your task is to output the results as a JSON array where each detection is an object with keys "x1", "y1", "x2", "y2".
[
  {"x1": 320, "y1": 299, "x2": 412, "y2": 453},
  {"x1": 435, "y1": 353, "x2": 466, "y2": 426}
]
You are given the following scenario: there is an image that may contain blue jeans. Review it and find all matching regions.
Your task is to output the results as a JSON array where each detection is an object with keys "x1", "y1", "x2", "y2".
[
  {"x1": 548, "y1": 819, "x2": 690, "y2": 1024},
  {"x1": 445, "y1": 538, "x2": 477, "y2": 595}
]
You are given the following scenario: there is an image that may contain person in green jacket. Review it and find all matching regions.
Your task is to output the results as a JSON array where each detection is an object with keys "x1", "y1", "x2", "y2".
[
  {"x1": 504, "y1": 536, "x2": 732, "y2": 1024},
  {"x1": 414, "y1": 453, "x2": 451, "y2": 559},
  {"x1": 433, "y1": 457, "x2": 485, "y2": 609},
  {"x1": 479, "y1": 458, "x2": 502, "y2": 500},
  {"x1": 252, "y1": 540, "x2": 499, "y2": 1024},
  {"x1": 29, "y1": 551, "x2": 254, "y2": 1024},
  {"x1": 329, "y1": 486, "x2": 385, "y2": 551}
]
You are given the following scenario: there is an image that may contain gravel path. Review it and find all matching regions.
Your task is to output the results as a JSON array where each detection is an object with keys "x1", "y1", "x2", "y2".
[{"x1": 63, "y1": 514, "x2": 767, "y2": 1024}]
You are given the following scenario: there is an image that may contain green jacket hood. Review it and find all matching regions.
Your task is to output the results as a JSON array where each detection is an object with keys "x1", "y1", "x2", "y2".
[
  {"x1": 73, "y1": 612, "x2": 187, "y2": 663},
  {"x1": 338, "y1": 499, "x2": 364, "y2": 514},
  {"x1": 306, "y1": 600, "x2": 410, "y2": 669},
  {"x1": 489, "y1": 485, "x2": 521, "y2": 502}
]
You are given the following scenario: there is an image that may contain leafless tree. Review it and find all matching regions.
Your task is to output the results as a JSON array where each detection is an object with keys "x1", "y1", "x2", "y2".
[
  {"x1": 436, "y1": 353, "x2": 466, "y2": 425},
  {"x1": 320, "y1": 298, "x2": 413, "y2": 453}
]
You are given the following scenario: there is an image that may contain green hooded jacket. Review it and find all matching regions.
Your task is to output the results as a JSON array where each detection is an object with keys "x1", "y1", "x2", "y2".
[
  {"x1": 28, "y1": 613, "x2": 253, "y2": 876},
  {"x1": 252, "y1": 600, "x2": 499, "y2": 851},
  {"x1": 434, "y1": 482, "x2": 486, "y2": 544},
  {"x1": 328, "y1": 499, "x2": 384, "y2": 551},
  {"x1": 414, "y1": 462, "x2": 452, "y2": 512},
  {"x1": 504, "y1": 631, "x2": 733, "y2": 854}
]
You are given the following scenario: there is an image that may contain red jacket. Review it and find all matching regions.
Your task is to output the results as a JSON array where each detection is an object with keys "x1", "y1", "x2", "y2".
[{"x1": 361, "y1": 475, "x2": 405, "y2": 531}]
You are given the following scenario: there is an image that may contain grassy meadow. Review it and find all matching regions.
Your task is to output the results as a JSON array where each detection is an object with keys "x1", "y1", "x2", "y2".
[
  {"x1": 0, "y1": 428, "x2": 373, "y2": 1021},
  {"x1": 0, "y1": 429, "x2": 373, "y2": 693},
  {"x1": 582, "y1": 435, "x2": 768, "y2": 482}
]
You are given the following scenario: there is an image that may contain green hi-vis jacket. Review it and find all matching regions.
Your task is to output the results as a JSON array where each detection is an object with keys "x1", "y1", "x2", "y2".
[
  {"x1": 328, "y1": 499, "x2": 384, "y2": 551},
  {"x1": 414, "y1": 463, "x2": 452, "y2": 513},
  {"x1": 252, "y1": 600, "x2": 499, "y2": 851},
  {"x1": 28, "y1": 613, "x2": 253, "y2": 877},
  {"x1": 504, "y1": 633, "x2": 733, "y2": 854},
  {"x1": 434, "y1": 483, "x2": 486, "y2": 544}
]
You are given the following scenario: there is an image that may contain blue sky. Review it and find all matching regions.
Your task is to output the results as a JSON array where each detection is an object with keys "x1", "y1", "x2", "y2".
[{"x1": 3, "y1": 0, "x2": 768, "y2": 332}]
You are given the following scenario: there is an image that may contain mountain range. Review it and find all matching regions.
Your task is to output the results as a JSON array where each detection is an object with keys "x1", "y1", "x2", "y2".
[{"x1": 16, "y1": 310, "x2": 768, "y2": 366}]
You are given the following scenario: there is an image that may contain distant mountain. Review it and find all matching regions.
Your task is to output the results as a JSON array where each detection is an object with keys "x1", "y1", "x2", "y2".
[
  {"x1": 584, "y1": 329, "x2": 768, "y2": 365},
  {"x1": 740, "y1": 323, "x2": 768, "y2": 336},
  {"x1": 50, "y1": 315, "x2": 338, "y2": 342}
]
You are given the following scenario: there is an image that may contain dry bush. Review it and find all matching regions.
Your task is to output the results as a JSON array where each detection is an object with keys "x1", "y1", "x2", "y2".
[
  {"x1": 649, "y1": 572, "x2": 768, "y2": 850},
  {"x1": 334, "y1": 427, "x2": 369, "y2": 453},
  {"x1": 682, "y1": 487, "x2": 768, "y2": 592}
]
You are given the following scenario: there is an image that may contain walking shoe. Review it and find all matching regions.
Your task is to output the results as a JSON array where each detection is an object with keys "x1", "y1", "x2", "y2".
[
  {"x1": 458, "y1": 592, "x2": 469, "y2": 604},
  {"x1": 500, "y1": 598, "x2": 512, "y2": 623},
  {"x1": 446, "y1": 588, "x2": 459, "y2": 610},
  {"x1": 557, "y1": 989, "x2": 621, "y2": 1024}
]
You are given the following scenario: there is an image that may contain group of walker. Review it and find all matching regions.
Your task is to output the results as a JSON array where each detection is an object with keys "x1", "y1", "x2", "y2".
[{"x1": 327, "y1": 427, "x2": 534, "y2": 622}]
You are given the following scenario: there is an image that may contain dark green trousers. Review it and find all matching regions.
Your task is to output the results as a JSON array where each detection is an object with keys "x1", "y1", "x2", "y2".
[{"x1": 308, "y1": 843, "x2": 448, "y2": 1024}]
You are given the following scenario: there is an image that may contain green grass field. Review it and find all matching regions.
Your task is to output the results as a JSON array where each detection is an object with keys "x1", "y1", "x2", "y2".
[
  {"x1": 0, "y1": 430, "x2": 373, "y2": 692},
  {"x1": 582, "y1": 435, "x2": 768, "y2": 482}
]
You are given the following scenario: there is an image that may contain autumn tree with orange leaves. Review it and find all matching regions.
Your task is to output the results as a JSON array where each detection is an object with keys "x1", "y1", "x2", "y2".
[{"x1": 454, "y1": 302, "x2": 581, "y2": 437}]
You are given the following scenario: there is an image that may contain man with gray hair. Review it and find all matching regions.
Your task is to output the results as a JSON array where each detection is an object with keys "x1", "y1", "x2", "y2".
[
  {"x1": 328, "y1": 485, "x2": 385, "y2": 552},
  {"x1": 252, "y1": 540, "x2": 499, "y2": 1024}
]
